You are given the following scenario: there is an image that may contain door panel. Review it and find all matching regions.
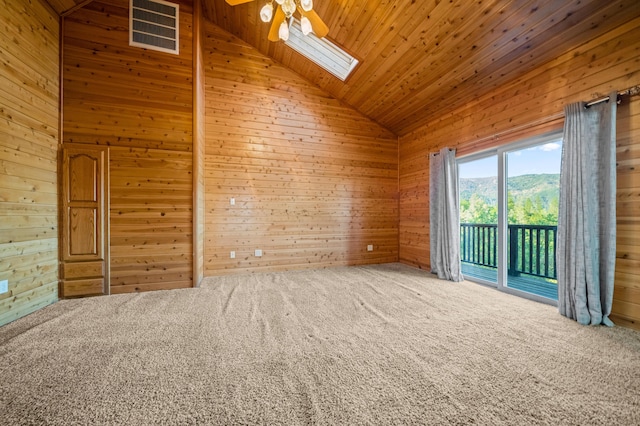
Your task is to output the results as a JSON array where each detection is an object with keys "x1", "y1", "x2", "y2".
[
  {"x1": 68, "y1": 154, "x2": 97, "y2": 202},
  {"x1": 504, "y1": 142, "x2": 561, "y2": 300},
  {"x1": 69, "y1": 207, "x2": 97, "y2": 256},
  {"x1": 63, "y1": 261, "x2": 104, "y2": 280},
  {"x1": 458, "y1": 155, "x2": 498, "y2": 285},
  {"x1": 61, "y1": 144, "x2": 109, "y2": 297},
  {"x1": 62, "y1": 278, "x2": 105, "y2": 298}
]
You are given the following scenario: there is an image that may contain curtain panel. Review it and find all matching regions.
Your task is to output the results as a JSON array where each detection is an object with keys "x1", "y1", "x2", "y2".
[
  {"x1": 557, "y1": 93, "x2": 617, "y2": 326},
  {"x1": 429, "y1": 148, "x2": 464, "y2": 282}
]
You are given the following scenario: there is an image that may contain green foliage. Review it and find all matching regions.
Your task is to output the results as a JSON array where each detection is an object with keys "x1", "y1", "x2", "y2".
[
  {"x1": 508, "y1": 194, "x2": 558, "y2": 225},
  {"x1": 459, "y1": 174, "x2": 559, "y2": 225},
  {"x1": 460, "y1": 194, "x2": 498, "y2": 224},
  {"x1": 460, "y1": 174, "x2": 560, "y2": 280}
]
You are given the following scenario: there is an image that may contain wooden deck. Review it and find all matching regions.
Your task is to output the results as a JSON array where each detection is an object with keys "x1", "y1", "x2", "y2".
[{"x1": 462, "y1": 263, "x2": 558, "y2": 301}]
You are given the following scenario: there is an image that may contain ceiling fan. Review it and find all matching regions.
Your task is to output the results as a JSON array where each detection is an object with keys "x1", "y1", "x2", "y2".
[{"x1": 225, "y1": 0, "x2": 329, "y2": 42}]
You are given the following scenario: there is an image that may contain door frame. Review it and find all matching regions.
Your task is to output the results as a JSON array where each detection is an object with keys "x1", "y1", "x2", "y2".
[
  {"x1": 457, "y1": 130, "x2": 562, "y2": 305},
  {"x1": 59, "y1": 143, "x2": 110, "y2": 297}
]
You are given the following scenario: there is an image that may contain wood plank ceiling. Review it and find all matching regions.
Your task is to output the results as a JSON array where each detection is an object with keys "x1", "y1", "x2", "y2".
[
  {"x1": 46, "y1": 0, "x2": 91, "y2": 15},
  {"x1": 205, "y1": 0, "x2": 640, "y2": 135}
]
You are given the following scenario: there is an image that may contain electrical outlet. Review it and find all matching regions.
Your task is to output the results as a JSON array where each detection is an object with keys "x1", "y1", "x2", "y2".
[
  {"x1": 255, "y1": 249, "x2": 263, "y2": 257},
  {"x1": 230, "y1": 251, "x2": 236, "y2": 259},
  {"x1": 230, "y1": 198, "x2": 235, "y2": 206},
  {"x1": 367, "y1": 245, "x2": 374, "y2": 252},
  {"x1": 0, "y1": 280, "x2": 8, "y2": 294}
]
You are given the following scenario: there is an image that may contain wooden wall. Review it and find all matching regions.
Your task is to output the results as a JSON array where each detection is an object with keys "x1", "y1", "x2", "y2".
[
  {"x1": 616, "y1": 87, "x2": 640, "y2": 330},
  {"x1": 398, "y1": 18, "x2": 640, "y2": 329},
  {"x1": 63, "y1": 0, "x2": 194, "y2": 293},
  {"x1": 203, "y1": 22, "x2": 398, "y2": 275},
  {"x1": 0, "y1": 0, "x2": 59, "y2": 326}
]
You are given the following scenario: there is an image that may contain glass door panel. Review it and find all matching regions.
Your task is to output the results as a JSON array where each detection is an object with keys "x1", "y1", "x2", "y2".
[
  {"x1": 458, "y1": 155, "x2": 498, "y2": 285},
  {"x1": 505, "y1": 140, "x2": 562, "y2": 300}
]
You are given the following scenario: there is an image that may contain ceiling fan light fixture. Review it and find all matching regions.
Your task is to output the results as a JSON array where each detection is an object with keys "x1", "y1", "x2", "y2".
[
  {"x1": 300, "y1": 0, "x2": 313, "y2": 12},
  {"x1": 260, "y1": 2, "x2": 273, "y2": 23},
  {"x1": 225, "y1": 0, "x2": 327, "y2": 43},
  {"x1": 300, "y1": 16, "x2": 312, "y2": 35},
  {"x1": 279, "y1": 19, "x2": 290, "y2": 41}
]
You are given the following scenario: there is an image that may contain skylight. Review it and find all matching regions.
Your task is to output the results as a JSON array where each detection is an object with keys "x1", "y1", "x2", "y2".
[{"x1": 284, "y1": 19, "x2": 359, "y2": 81}]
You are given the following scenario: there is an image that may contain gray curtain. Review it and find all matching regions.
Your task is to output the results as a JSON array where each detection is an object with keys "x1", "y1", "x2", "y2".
[
  {"x1": 429, "y1": 147, "x2": 463, "y2": 282},
  {"x1": 557, "y1": 93, "x2": 617, "y2": 326}
]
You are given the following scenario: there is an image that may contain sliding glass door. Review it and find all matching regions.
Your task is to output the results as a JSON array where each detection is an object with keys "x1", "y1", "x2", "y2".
[{"x1": 458, "y1": 133, "x2": 562, "y2": 303}]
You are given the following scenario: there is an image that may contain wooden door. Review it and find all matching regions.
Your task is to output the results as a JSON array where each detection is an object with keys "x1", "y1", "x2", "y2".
[{"x1": 60, "y1": 144, "x2": 109, "y2": 297}]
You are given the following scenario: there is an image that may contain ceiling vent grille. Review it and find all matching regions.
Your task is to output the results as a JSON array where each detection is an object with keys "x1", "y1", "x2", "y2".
[{"x1": 130, "y1": 0, "x2": 179, "y2": 55}]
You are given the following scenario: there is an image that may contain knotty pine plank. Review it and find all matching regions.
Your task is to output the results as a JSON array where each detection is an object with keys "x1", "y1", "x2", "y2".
[
  {"x1": 378, "y1": 2, "x2": 625, "y2": 129},
  {"x1": 610, "y1": 300, "x2": 640, "y2": 326},
  {"x1": 203, "y1": 22, "x2": 398, "y2": 276},
  {"x1": 0, "y1": 284, "x2": 57, "y2": 326},
  {"x1": 0, "y1": 0, "x2": 59, "y2": 326},
  {"x1": 390, "y1": 1, "x2": 640, "y2": 134}
]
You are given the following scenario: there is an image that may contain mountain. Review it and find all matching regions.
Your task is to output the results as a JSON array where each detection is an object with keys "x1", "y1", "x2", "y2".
[{"x1": 460, "y1": 174, "x2": 560, "y2": 208}]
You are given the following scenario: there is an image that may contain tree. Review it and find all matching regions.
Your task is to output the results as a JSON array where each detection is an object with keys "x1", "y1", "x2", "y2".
[
  {"x1": 462, "y1": 193, "x2": 558, "y2": 225},
  {"x1": 460, "y1": 193, "x2": 497, "y2": 224}
]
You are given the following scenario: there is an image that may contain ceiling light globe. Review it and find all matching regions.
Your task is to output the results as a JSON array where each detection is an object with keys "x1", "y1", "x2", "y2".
[
  {"x1": 282, "y1": 0, "x2": 296, "y2": 16},
  {"x1": 279, "y1": 20, "x2": 290, "y2": 41},
  {"x1": 260, "y1": 3, "x2": 273, "y2": 23},
  {"x1": 300, "y1": 0, "x2": 313, "y2": 12},
  {"x1": 300, "y1": 16, "x2": 312, "y2": 35},
  {"x1": 275, "y1": 0, "x2": 284, "y2": 4}
]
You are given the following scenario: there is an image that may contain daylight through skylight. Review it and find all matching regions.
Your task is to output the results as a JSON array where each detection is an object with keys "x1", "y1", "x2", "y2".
[{"x1": 284, "y1": 19, "x2": 358, "y2": 81}]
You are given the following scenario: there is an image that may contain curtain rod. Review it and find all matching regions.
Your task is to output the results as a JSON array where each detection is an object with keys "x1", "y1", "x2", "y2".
[{"x1": 584, "y1": 84, "x2": 640, "y2": 108}]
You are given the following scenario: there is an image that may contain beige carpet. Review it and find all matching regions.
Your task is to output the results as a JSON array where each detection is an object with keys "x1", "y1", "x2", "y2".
[{"x1": 1, "y1": 263, "x2": 639, "y2": 425}]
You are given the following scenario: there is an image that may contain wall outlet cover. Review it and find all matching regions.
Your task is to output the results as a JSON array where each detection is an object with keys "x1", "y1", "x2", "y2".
[
  {"x1": 255, "y1": 249, "x2": 263, "y2": 257},
  {"x1": 230, "y1": 251, "x2": 236, "y2": 259},
  {"x1": 0, "y1": 280, "x2": 8, "y2": 294},
  {"x1": 367, "y1": 245, "x2": 374, "y2": 252}
]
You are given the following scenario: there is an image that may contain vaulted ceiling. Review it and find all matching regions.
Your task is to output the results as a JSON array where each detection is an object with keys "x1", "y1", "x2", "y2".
[
  {"x1": 205, "y1": 0, "x2": 640, "y2": 135},
  {"x1": 48, "y1": 0, "x2": 640, "y2": 135}
]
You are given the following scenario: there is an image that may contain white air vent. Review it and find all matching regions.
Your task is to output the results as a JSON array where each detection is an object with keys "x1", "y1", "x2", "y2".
[{"x1": 130, "y1": 0, "x2": 179, "y2": 55}]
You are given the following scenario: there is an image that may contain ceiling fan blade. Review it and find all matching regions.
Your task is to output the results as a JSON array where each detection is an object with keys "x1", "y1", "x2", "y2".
[
  {"x1": 298, "y1": 7, "x2": 329, "y2": 38},
  {"x1": 268, "y1": 6, "x2": 286, "y2": 42},
  {"x1": 225, "y1": 0, "x2": 255, "y2": 5}
]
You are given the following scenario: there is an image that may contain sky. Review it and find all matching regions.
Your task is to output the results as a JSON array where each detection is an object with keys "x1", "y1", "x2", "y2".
[{"x1": 458, "y1": 141, "x2": 563, "y2": 179}]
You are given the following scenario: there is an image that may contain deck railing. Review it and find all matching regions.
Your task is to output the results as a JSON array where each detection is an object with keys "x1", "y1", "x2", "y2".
[{"x1": 460, "y1": 223, "x2": 557, "y2": 280}]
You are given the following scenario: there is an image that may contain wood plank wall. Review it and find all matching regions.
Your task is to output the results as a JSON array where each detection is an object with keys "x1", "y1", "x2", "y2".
[
  {"x1": 63, "y1": 0, "x2": 194, "y2": 293},
  {"x1": 203, "y1": 22, "x2": 398, "y2": 275},
  {"x1": 615, "y1": 88, "x2": 640, "y2": 330},
  {"x1": 0, "y1": 0, "x2": 59, "y2": 326},
  {"x1": 398, "y1": 18, "x2": 640, "y2": 329}
]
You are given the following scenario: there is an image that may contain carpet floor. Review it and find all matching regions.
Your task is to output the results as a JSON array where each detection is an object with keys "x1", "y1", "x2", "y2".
[{"x1": 1, "y1": 263, "x2": 639, "y2": 425}]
